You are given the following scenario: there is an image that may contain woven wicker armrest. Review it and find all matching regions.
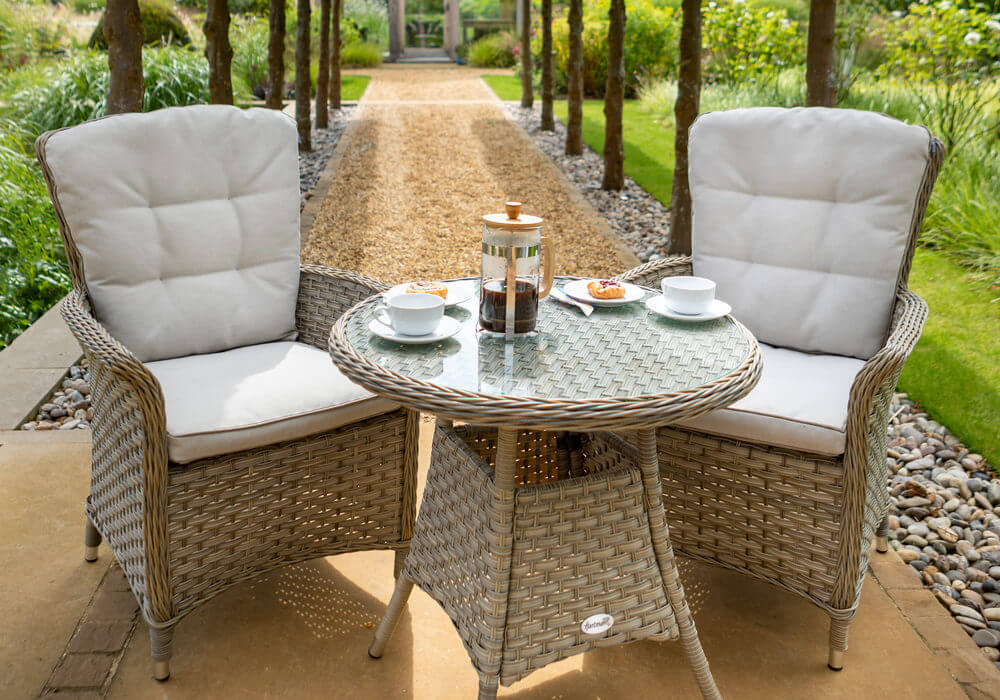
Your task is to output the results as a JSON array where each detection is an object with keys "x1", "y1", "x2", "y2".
[
  {"x1": 614, "y1": 256, "x2": 693, "y2": 287},
  {"x1": 60, "y1": 288, "x2": 172, "y2": 620},
  {"x1": 295, "y1": 265, "x2": 389, "y2": 349},
  {"x1": 832, "y1": 288, "x2": 928, "y2": 609}
]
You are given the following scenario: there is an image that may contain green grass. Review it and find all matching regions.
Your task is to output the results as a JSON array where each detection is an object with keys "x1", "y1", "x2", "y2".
[
  {"x1": 483, "y1": 72, "x2": 1000, "y2": 467},
  {"x1": 482, "y1": 75, "x2": 676, "y2": 203},
  {"x1": 902, "y1": 249, "x2": 1000, "y2": 466},
  {"x1": 341, "y1": 75, "x2": 371, "y2": 101}
]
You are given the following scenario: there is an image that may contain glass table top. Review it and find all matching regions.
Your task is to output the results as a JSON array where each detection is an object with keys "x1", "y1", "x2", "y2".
[{"x1": 341, "y1": 277, "x2": 754, "y2": 402}]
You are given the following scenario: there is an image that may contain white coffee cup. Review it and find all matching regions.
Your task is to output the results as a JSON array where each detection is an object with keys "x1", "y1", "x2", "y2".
[
  {"x1": 661, "y1": 276, "x2": 716, "y2": 315},
  {"x1": 375, "y1": 293, "x2": 445, "y2": 336}
]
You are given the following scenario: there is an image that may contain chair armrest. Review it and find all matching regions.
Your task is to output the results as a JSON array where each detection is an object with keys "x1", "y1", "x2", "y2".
[
  {"x1": 60, "y1": 288, "x2": 172, "y2": 621},
  {"x1": 831, "y1": 289, "x2": 928, "y2": 608},
  {"x1": 614, "y1": 256, "x2": 693, "y2": 287},
  {"x1": 295, "y1": 265, "x2": 389, "y2": 349}
]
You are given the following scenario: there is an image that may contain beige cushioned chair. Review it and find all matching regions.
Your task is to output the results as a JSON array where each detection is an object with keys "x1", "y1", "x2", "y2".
[
  {"x1": 37, "y1": 105, "x2": 418, "y2": 680},
  {"x1": 617, "y1": 107, "x2": 943, "y2": 671}
]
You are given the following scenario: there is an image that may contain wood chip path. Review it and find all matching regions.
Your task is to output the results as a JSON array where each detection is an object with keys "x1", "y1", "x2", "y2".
[{"x1": 302, "y1": 67, "x2": 630, "y2": 284}]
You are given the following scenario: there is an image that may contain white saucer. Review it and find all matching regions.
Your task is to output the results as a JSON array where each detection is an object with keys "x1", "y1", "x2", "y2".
[
  {"x1": 645, "y1": 295, "x2": 731, "y2": 322},
  {"x1": 369, "y1": 316, "x2": 462, "y2": 344},
  {"x1": 386, "y1": 280, "x2": 475, "y2": 308},
  {"x1": 563, "y1": 279, "x2": 646, "y2": 307}
]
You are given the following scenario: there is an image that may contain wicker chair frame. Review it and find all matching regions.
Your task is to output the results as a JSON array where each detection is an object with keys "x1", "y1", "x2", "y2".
[
  {"x1": 36, "y1": 131, "x2": 419, "y2": 682},
  {"x1": 613, "y1": 135, "x2": 945, "y2": 670}
]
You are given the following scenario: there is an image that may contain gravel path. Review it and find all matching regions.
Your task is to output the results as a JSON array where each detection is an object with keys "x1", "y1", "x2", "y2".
[{"x1": 301, "y1": 68, "x2": 628, "y2": 284}]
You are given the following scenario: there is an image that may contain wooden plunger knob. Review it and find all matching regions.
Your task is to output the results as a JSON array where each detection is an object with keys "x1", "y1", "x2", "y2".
[{"x1": 505, "y1": 201, "x2": 522, "y2": 220}]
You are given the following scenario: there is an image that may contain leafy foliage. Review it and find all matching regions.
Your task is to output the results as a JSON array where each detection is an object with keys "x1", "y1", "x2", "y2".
[
  {"x1": 89, "y1": 0, "x2": 191, "y2": 49},
  {"x1": 468, "y1": 30, "x2": 517, "y2": 67},
  {"x1": 701, "y1": 0, "x2": 803, "y2": 83},
  {"x1": 342, "y1": 40, "x2": 384, "y2": 67},
  {"x1": 231, "y1": 14, "x2": 270, "y2": 98},
  {"x1": 0, "y1": 1, "x2": 72, "y2": 70},
  {"x1": 0, "y1": 121, "x2": 69, "y2": 350}
]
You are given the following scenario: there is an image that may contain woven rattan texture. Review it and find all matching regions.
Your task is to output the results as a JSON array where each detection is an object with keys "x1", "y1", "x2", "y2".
[
  {"x1": 614, "y1": 137, "x2": 943, "y2": 661},
  {"x1": 404, "y1": 425, "x2": 679, "y2": 686},
  {"x1": 166, "y1": 409, "x2": 410, "y2": 614}
]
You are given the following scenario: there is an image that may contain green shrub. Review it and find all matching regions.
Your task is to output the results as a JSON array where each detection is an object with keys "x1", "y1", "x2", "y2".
[
  {"x1": 701, "y1": 0, "x2": 803, "y2": 83},
  {"x1": 1, "y1": 1, "x2": 72, "y2": 69},
  {"x1": 0, "y1": 121, "x2": 70, "y2": 351},
  {"x1": 345, "y1": 0, "x2": 389, "y2": 46},
  {"x1": 341, "y1": 40, "x2": 383, "y2": 67},
  {"x1": 468, "y1": 30, "x2": 516, "y2": 67},
  {"x1": 67, "y1": 0, "x2": 105, "y2": 13},
  {"x1": 5, "y1": 48, "x2": 222, "y2": 139},
  {"x1": 89, "y1": 0, "x2": 191, "y2": 49},
  {"x1": 547, "y1": 0, "x2": 679, "y2": 97},
  {"x1": 175, "y1": 0, "x2": 269, "y2": 12},
  {"x1": 231, "y1": 14, "x2": 270, "y2": 98}
]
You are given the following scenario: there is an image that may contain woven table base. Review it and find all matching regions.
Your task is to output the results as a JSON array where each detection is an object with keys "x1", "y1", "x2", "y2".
[{"x1": 369, "y1": 423, "x2": 722, "y2": 699}]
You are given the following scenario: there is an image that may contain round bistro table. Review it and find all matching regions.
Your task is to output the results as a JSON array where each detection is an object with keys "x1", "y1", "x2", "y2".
[{"x1": 329, "y1": 277, "x2": 761, "y2": 699}]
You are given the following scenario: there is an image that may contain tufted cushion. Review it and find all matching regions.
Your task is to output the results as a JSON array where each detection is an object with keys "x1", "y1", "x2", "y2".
[
  {"x1": 689, "y1": 107, "x2": 931, "y2": 359},
  {"x1": 146, "y1": 341, "x2": 398, "y2": 464},
  {"x1": 39, "y1": 105, "x2": 301, "y2": 362}
]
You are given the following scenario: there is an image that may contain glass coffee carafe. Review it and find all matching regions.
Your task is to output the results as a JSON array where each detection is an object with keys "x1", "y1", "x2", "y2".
[{"x1": 479, "y1": 202, "x2": 554, "y2": 339}]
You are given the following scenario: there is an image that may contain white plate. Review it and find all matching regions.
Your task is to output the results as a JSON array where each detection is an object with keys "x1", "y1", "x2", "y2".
[
  {"x1": 645, "y1": 295, "x2": 732, "y2": 322},
  {"x1": 369, "y1": 315, "x2": 462, "y2": 344},
  {"x1": 562, "y1": 279, "x2": 646, "y2": 307},
  {"x1": 386, "y1": 280, "x2": 475, "y2": 308}
]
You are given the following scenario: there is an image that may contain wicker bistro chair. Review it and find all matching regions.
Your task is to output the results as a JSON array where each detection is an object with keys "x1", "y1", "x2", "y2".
[
  {"x1": 616, "y1": 107, "x2": 944, "y2": 670},
  {"x1": 36, "y1": 105, "x2": 418, "y2": 680}
]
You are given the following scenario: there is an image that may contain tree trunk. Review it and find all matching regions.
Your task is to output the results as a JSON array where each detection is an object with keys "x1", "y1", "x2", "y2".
[
  {"x1": 331, "y1": 0, "x2": 342, "y2": 110},
  {"x1": 540, "y1": 0, "x2": 554, "y2": 130},
  {"x1": 203, "y1": 0, "x2": 233, "y2": 105},
  {"x1": 601, "y1": 0, "x2": 625, "y2": 190},
  {"x1": 565, "y1": 0, "x2": 583, "y2": 154},
  {"x1": 295, "y1": 0, "x2": 311, "y2": 151},
  {"x1": 266, "y1": 0, "x2": 285, "y2": 108},
  {"x1": 519, "y1": 0, "x2": 532, "y2": 108},
  {"x1": 316, "y1": 0, "x2": 331, "y2": 127},
  {"x1": 104, "y1": 0, "x2": 144, "y2": 114},
  {"x1": 806, "y1": 0, "x2": 837, "y2": 107},
  {"x1": 667, "y1": 0, "x2": 701, "y2": 255}
]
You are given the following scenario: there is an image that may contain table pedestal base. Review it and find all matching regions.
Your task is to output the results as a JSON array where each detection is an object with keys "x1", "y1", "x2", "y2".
[{"x1": 370, "y1": 423, "x2": 721, "y2": 699}]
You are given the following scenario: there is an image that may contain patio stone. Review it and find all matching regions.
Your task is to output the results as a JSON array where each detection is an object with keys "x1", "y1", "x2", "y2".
[
  {"x1": 67, "y1": 622, "x2": 132, "y2": 653},
  {"x1": 48, "y1": 653, "x2": 113, "y2": 690},
  {"x1": 86, "y1": 588, "x2": 139, "y2": 622}
]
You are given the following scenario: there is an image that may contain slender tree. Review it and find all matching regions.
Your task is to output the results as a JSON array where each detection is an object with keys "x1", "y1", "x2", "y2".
[
  {"x1": 104, "y1": 0, "x2": 144, "y2": 114},
  {"x1": 565, "y1": 0, "x2": 583, "y2": 154},
  {"x1": 601, "y1": 0, "x2": 625, "y2": 190},
  {"x1": 806, "y1": 0, "x2": 837, "y2": 106},
  {"x1": 667, "y1": 0, "x2": 701, "y2": 254},
  {"x1": 540, "y1": 0, "x2": 554, "y2": 130},
  {"x1": 295, "y1": 0, "x2": 311, "y2": 151},
  {"x1": 331, "y1": 0, "x2": 342, "y2": 110},
  {"x1": 316, "y1": 0, "x2": 331, "y2": 127},
  {"x1": 266, "y1": 0, "x2": 286, "y2": 109},
  {"x1": 204, "y1": 0, "x2": 234, "y2": 104},
  {"x1": 519, "y1": 0, "x2": 532, "y2": 108}
]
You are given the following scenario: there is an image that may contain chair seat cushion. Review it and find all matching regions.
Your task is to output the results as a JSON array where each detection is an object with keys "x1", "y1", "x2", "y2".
[
  {"x1": 146, "y1": 341, "x2": 398, "y2": 464},
  {"x1": 678, "y1": 344, "x2": 866, "y2": 456}
]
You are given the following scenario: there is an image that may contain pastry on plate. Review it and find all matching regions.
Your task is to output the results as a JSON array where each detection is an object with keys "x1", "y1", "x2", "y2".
[
  {"x1": 587, "y1": 279, "x2": 626, "y2": 300},
  {"x1": 405, "y1": 281, "x2": 448, "y2": 299}
]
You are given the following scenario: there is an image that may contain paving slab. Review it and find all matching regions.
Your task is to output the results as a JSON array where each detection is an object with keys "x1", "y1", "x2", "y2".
[{"x1": 0, "y1": 431, "x2": 107, "y2": 699}]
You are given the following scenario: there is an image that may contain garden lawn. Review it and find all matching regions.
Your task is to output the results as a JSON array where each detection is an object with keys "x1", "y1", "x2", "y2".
[
  {"x1": 903, "y1": 250, "x2": 1000, "y2": 468},
  {"x1": 481, "y1": 75, "x2": 676, "y2": 203},
  {"x1": 338, "y1": 75, "x2": 371, "y2": 102},
  {"x1": 484, "y1": 73, "x2": 1000, "y2": 468}
]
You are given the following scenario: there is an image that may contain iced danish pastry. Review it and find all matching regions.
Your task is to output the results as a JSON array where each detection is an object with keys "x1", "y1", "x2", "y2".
[{"x1": 405, "y1": 281, "x2": 448, "y2": 299}]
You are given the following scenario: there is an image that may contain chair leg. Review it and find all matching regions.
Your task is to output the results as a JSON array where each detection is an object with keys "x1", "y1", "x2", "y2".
[
  {"x1": 393, "y1": 548, "x2": 408, "y2": 579},
  {"x1": 150, "y1": 624, "x2": 174, "y2": 681},
  {"x1": 477, "y1": 676, "x2": 498, "y2": 700},
  {"x1": 875, "y1": 515, "x2": 890, "y2": 553},
  {"x1": 84, "y1": 516, "x2": 101, "y2": 562},
  {"x1": 828, "y1": 617, "x2": 850, "y2": 671},
  {"x1": 368, "y1": 575, "x2": 414, "y2": 659}
]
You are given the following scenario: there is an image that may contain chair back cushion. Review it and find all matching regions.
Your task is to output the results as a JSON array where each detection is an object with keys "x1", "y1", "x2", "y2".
[
  {"x1": 689, "y1": 107, "x2": 931, "y2": 359},
  {"x1": 38, "y1": 105, "x2": 300, "y2": 362}
]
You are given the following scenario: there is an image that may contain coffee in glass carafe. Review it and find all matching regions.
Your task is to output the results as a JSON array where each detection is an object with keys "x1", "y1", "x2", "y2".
[{"x1": 479, "y1": 202, "x2": 554, "y2": 339}]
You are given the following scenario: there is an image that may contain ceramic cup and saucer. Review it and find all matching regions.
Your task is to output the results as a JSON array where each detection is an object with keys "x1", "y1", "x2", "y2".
[
  {"x1": 645, "y1": 276, "x2": 731, "y2": 322},
  {"x1": 369, "y1": 292, "x2": 462, "y2": 344}
]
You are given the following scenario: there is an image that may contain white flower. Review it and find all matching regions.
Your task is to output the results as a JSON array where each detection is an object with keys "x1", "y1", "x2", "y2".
[
  {"x1": 892, "y1": 10, "x2": 904, "y2": 17},
  {"x1": 780, "y1": 18, "x2": 790, "y2": 28},
  {"x1": 937, "y1": 1, "x2": 952, "y2": 9},
  {"x1": 985, "y1": 19, "x2": 1000, "y2": 32},
  {"x1": 964, "y1": 31, "x2": 982, "y2": 45}
]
